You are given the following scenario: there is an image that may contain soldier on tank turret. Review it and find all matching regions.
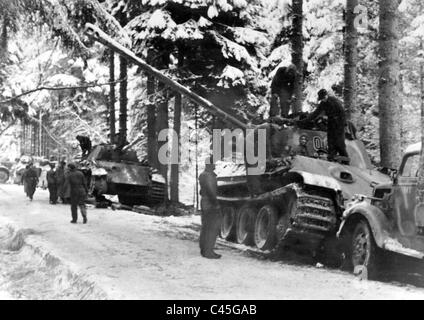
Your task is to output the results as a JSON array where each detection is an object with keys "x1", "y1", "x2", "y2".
[
  {"x1": 76, "y1": 135, "x2": 92, "y2": 158},
  {"x1": 299, "y1": 89, "x2": 349, "y2": 164},
  {"x1": 269, "y1": 64, "x2": 297, "y2": 118}
]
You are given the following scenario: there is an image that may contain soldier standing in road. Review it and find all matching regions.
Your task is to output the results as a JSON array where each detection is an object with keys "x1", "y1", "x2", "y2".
[
  {"x1": 66, "y1": 163, "x2": 88, "y2": 224},
  {"x1": 55, "y1": 161, "x2": 67, "y2": 204},
  {"x1": 21, "y1": 165, "x2": 30, "y2": 197},
  {"x1": 199, "y1": 158, "x2": 222, "y2": 259},
  {"x1": 299, "y1": 89, "x2": 349, "y2": 163},
  {"x1": 47, "y1": 163, "x2": 58, "y2": 205},
  {"x1": 22, "y1": 163, "x2": 39, "y2": 201}
]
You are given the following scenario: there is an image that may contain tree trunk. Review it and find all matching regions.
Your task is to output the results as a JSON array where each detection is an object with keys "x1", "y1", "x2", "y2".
[
  {"x1": 0, "y1": 17, "x2": 8, "y2": 60},
  {"x1": 417, "y1": 39, "x2": 424, "y2": 213},
  {"x1": 156, "y1": 52, "x2": 170, "y2": 202},
  {"x1": 119, "y1": 55, "x2": 128, "y2": 147},
  {"x1": 291, "y1": 0, "x2": 304, "y2": 113},
  {"x1": 146, "y1": 49, "x2": 158, "y2": 169},
  {"x1": 344, "y1": 0, "x2": 358, "y2": 123},
  {"x1": 109, "y1": 50, "x2": 116, "y2": 144},
  {"x1": 170, "y1": 94, "x2": 182, "y2": 203},
  {"x1": 118, "y1": 15, "x2": 128, "y2": 148},
  {"x1": 378, "y1": 0, "x2": 401, "y2": 168},
  {"x1": 170, "y1": 51, "x2": 184, "y2": 203}
]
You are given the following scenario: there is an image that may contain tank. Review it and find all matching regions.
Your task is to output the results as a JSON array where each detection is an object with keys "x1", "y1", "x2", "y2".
[
  {"x1": 85, "y1": 24, "x2": 391, "y2": 257},
  {"x1": 216, "y1": 122, "x2": 390, "y2": 255},
  {"x1": 81, "y1": 144, "x2": 166, "y2": 206}
]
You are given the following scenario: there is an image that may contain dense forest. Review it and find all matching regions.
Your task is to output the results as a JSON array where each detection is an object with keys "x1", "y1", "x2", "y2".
[{"x1": 0, "y1": 0, "x2": 423, "y2": 205}]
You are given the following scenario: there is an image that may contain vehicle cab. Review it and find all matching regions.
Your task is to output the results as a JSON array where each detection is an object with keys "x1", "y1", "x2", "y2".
[
  {"x1": 339, "y1": 143, "x2": 424, "y2": 276},
  {"x1": 390, "y1": 143, "x2": 424, "y2": 238}
]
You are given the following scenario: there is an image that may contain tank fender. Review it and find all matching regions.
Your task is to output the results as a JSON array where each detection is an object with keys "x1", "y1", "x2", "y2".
[
  {"x1": 289, "y1": 169, "x2": 342, "y2": 192},
  {"x1": 337, "y1": 201, "x2": 391, "y2": 249}
]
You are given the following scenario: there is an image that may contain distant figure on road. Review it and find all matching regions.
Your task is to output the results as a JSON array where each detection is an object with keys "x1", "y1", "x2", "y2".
[
  {"x1": 66, "y1": 163, "x2": 88, "y2": 224},
  {"x1": 199, "y1": 158, "x2": 222, "y2": 259},
  {"x1": 55, "y1": 161, "x2": 67, "y2": 204},
  {"x1": 47, "y1": 163, "x2": 58, "y2": 205},
  {"x1": 22, "y1": 163, "x2": 38, "y2": 201},
  {"x1": 21, "y1": 165, "x2": 30, "y2": 197}
]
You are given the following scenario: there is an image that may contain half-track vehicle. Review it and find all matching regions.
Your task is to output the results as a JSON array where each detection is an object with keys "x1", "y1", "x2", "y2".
[
  {"x1": 338, "y1": 143, "x2": 424, "y2": 276},
  {"x1": 85, "y1": 24, "x2": 391, "y2": 258}
]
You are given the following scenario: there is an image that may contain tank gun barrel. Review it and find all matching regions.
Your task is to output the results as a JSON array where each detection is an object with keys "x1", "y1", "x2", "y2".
[{"x1": 85, "y1": 23, "x2": 250, "y2": 130}]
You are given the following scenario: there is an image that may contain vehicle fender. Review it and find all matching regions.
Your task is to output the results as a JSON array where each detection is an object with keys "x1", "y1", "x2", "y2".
[
  {"x1": 290, "y1": 169, "x2": 342, "y2": 192},
  {"x1": 337, "y1": 201, "x2": 391, "y2": 248}
]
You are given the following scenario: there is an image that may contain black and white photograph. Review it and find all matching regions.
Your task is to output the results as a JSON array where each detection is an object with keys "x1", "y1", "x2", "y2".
[{"x1": 0, "y1": 0, "x2": 424, "y2": 304}]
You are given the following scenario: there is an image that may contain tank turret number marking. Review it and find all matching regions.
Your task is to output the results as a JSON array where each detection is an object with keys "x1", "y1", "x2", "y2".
[{"x1": 313, "y1": 136, "x2": 327, "y2": 151}]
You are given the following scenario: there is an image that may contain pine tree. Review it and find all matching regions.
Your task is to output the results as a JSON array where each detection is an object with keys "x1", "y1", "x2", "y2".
[
  {"x1": 109, "y1": 50, "x2": 116, "y2": 143},
  {"x1": 344, "y1": 0, "x2": 358, "y2": 122},
  {"x1": 291, "y1": 0, "x2": 304, "y2": 113},
  {"x1": 378, "y1": 0, "x2": 401, "y2": 168}
]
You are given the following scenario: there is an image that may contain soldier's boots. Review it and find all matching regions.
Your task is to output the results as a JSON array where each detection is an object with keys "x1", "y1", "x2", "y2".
[
  {"x1": 80, "y1": 206, "x2": 88, "y2": 224},
  {"x1": 202, "y1": 251, "x2": 221, "y2": 259}
]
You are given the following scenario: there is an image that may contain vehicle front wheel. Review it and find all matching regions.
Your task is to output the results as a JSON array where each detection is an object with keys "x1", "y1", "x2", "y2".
[{"x1": 350, "y1": 220, "x2": 380, "y2": 279}]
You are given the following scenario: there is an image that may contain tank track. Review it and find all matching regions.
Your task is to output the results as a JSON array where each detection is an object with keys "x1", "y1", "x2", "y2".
[
  {"x1": 150, "y1": 181, "x2": 166, "y2": 203},
  {"x1": 288, "y1": 191, "x2": 337, "y2": 241}
]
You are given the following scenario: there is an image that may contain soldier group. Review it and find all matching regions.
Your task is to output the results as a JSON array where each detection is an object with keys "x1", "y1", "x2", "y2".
[{"x1": 22, "y1": 158, "x2": 88, "y2": 224}]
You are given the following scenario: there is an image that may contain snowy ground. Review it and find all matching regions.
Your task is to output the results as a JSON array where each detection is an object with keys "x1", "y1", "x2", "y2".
[{"x1": 0, "y1": 184, "x2": 424, "y2": 300}]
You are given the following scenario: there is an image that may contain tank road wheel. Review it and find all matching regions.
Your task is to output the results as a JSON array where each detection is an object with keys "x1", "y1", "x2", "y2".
[
  {"x1": 350, "y1": 220, "x2": 380, "y2": 279},
  {"x1": 0, "y1": 168, "x2": 9, "y2": 184},
  {"x1": 220, "y1": 206, "x2": 237, "y2": 241},
  {"x1": 254, "y1": 205, "x2": 278, "y2": 250},
  {"x1": 236, "y1": 205, "x2": 256, "y2": 245}
]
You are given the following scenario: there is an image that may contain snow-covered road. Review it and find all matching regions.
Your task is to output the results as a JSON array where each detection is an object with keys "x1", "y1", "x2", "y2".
[{"x1": 0, "y1": 184, "x2": 423, "y2": 300}]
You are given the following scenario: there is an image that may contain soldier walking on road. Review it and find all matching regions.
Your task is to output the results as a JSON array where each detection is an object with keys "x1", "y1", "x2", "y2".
[
  {"x1": 22, "y1": 163, "x2": 39, "y2": 201},
  {"x1": 66, "y1": 163, "x2": 88, "y2": 224},
  {"x1": 55, "y1": 161, "x2": 67, "y2": 204},
  {"x1": 21, "y1": 165, "x2": 30, "y2": 197},
  {"x1": 199, "y1": 158, "x2": 222, "y2": 259},
  {"x1": 47, "y1": 163, "x2": 58, "y2": 204}
]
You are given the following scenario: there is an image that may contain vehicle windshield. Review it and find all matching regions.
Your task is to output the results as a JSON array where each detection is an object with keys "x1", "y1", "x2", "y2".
[{"x1": 401, "y1": 153, "x2": 420, "y2": 177}]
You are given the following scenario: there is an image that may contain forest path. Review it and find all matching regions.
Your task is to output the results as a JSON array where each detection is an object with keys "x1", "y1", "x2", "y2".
[{"x1": 0, "y1": 184, "x2": 423, "y2": 300}]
